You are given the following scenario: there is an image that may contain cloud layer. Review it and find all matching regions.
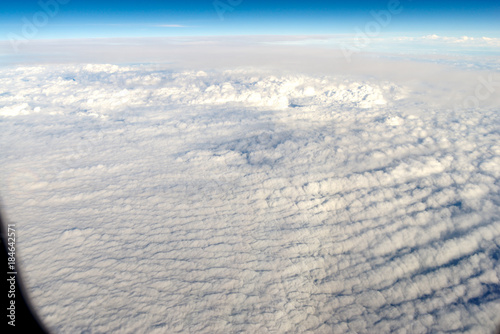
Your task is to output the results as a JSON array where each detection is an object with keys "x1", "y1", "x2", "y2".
[{"x1": 0, "y1": 63, "x2": 499, "y2": 333}]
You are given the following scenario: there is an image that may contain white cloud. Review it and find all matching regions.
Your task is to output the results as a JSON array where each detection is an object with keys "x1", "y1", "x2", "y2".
[
  {"x1": 0, "y1": 60, "x2": 499, "y2": 333},
  {"x1": 420, "y1": 34, "x2": 500, "y2": 47},
  {"x1": 153, "y1": 24, "x2": 187, "y2": 28},
  {"x1": 424, "y1": 34, "x2": 440, "y2": 40},
  {"x1": 0, "y1": 103, "x2": 33, "y2": 116}
]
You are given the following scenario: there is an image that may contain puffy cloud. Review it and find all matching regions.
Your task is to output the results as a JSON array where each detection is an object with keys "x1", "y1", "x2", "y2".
[
  {"x1": 420, "y1": 34, "x2": 500, "y2": 46},
  {"x1": 0, "y1": 62, "x2": 499, "y2": 333}
]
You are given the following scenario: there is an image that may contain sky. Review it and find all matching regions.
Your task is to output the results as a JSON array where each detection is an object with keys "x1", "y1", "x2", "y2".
[{"x1": 0, "y1": 0, "x2": 499, "y2": 39}]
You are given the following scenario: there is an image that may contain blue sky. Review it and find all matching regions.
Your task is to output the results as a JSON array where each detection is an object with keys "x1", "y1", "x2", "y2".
[{"x1": 0, "y1": 0, "x2": 499, "y2": 39}]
